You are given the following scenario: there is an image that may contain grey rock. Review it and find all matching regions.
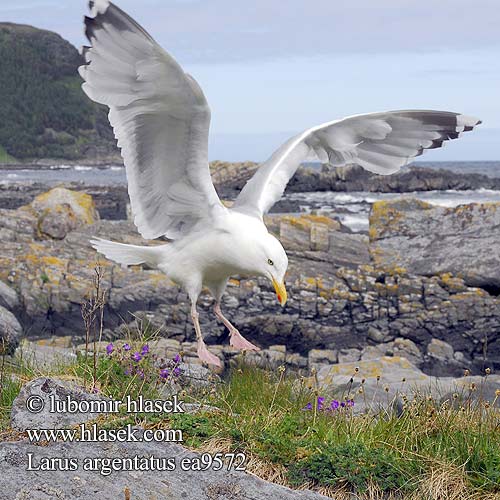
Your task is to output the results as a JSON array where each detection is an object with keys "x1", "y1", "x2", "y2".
[
  {"x1": 0, "y1": 281, "x2": 20, "y2": 310},
  {"x1": 0, "y1": 305, "x2": 22, "y2": 355},
  {"x1": 427, "y1": 338, "x2": 455, "y2": 362},
  {"x1": 16, "y1": 341, "x2": 76, "y2": 370},
  {"x1": 0, "y1": 440, "x2": 328, "y2": 500},
  {"x1": 370, "y1": 199, "x2": 500, "y2": 290},
  {"x1": 11, "y1": 377, "x2": 108, "y2": 431},
  {"x1": 338, "y1": 348, "x2": 361, "y2": 363}
]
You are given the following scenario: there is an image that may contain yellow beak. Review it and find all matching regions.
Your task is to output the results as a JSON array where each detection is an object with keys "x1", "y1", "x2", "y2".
[{"x1": 272, "y1": 277, "x2": 287, "y2": 306}]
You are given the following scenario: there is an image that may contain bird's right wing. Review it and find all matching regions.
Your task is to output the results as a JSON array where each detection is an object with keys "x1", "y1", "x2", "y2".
[
  {"x1": 232, "y1": 110, "x2": 481, "y2": 218},
  {"x1": 80, "y1": 0, "x2": 225, "y2": 240}
]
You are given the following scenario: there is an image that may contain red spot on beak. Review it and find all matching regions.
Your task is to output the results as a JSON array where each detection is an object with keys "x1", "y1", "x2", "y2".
[{"x1": 277, "y1": 293, "x2": 282, "y2": 303}]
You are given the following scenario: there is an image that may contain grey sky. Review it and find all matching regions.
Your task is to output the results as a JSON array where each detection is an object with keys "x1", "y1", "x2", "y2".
[{"x1": 2, "y1": 0, "x2": 499, "y2": 160}]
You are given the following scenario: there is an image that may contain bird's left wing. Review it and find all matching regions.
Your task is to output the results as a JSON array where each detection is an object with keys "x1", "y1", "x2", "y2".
[
  {"x1": 232, "y1": 110, "x2": 481, "y2": 218},
  {"x1": 80, "y1": 0, "x2": 225, "y2": 240}
]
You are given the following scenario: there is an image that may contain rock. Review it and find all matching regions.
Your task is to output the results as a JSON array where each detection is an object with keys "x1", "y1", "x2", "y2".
[
  {"x1": 0, "y1": 281, "x2": 20, "y2": 310},
  {"x1": 276, "y1": 215, "x2": 340, "y2": 252},
  {"x1": 0, "y1": 440, "x2": 328, "y2": 500},
  {"x1": 0, "y1": 306, "x2": 22, "y2": 355},
  {"x1": 16, "y1": 340, "x2": 76, "y2": 370},
  {"x1": 390, "y1": 338, "x2": 423, "y2": 365},
  {"x1": 29, "y1": 187, "x2": 100, "y2": 239},
  {"x1": 369, "y1": 199, "x2": 500, "y2": 291},
  {"x1": 11, "y1": 377, "x2": 108, "y2": 431},
  {"x1": 338, "y1": 348, "x2": 361, "y2": 363},
  {"x1": 308, "y1": 349, "x2": 338, "y2": 365},
  {"x1": 1, "y1": 190, "x2": 500, "y2": 376},
  {"x1": 361, "y1": 345, "x2": 386, "y2": 360},
  {"x1": 427, "y1": 338, "x2": 455, "y2": 362},
  {"x1": 316, "y1": 357, "x2": 500, "y2": 413}
]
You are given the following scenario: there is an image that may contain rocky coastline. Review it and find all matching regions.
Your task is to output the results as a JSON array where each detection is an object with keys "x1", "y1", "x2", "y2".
[
  {"x1": 0, "y1": 183, "x2": 498, "y2": 378},
  {"x1": 2, "y1": 162, "x2": 500, "y2": 221}
]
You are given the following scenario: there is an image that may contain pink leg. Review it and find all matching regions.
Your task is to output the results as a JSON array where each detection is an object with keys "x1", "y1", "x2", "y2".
[
  {"x1": 214, "y1": 303, "x2": 260, "y2": 351},
  {"x1": 191, "y1": 304, "x2": 221, "y2": 367}
]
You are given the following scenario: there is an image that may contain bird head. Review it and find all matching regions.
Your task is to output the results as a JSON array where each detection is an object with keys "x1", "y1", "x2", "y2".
[{"x1": 258, "y1": 233, "x2": 288, "y2": 306}]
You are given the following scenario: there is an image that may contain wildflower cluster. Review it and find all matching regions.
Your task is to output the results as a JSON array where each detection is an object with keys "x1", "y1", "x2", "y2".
[
  {"x1": 303, "y1": 396, "x2": 355, "y2": 412},
  {"x1": 105, "y1": 342, "x2": 184, "y2": 383}
]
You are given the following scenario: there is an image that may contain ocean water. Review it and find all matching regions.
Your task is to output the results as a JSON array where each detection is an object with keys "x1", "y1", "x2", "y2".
[
  {"x1": 286, "y1": 189, "x2": 500, "y2": 233},
  {"x1": 1, "y1": 161, "x2": 500, "y2": 232}
]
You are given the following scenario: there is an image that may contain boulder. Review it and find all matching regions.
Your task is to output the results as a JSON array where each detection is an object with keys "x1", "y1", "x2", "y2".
[
  {"x1": 11, "y1": 377, "x2": 108, "y2": 431},
  {"x1": 28, "y1": 187, "x2": 100, "y2": 239},
  {"x1": 427, "y1": 338, "x2": 455, "y2": 362},
  {"x1": 0, "y1": 281, "x2": 20, "y2": 310},
  {"x1": 369, "y1": 199, "x2": 500, "y2": 291},
  {"x1": 0, "y1": 306, "x2": 22, "y2": 355}
]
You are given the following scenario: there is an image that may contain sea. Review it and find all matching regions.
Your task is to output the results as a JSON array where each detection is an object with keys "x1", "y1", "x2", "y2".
[{"x1": 1, "y1": 161, "x2": 499, "y2": 233}]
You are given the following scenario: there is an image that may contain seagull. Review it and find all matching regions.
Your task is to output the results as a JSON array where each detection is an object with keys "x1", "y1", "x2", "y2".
[{"x1": 81, "y1": 0, "x2": 481, "y2": 367}]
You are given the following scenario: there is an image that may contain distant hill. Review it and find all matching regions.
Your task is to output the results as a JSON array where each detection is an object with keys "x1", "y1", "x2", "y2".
[{"x1": 0, "y1": 22, "x2": 118, "y2": 162}]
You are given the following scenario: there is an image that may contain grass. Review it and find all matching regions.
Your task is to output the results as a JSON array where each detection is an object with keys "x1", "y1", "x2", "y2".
[
  {"x1": 0, "y1": 145, "x2": 16, "y2": 163},
  {"x1": 0, "y1": 346, "x2": 499, "y2": 499}
]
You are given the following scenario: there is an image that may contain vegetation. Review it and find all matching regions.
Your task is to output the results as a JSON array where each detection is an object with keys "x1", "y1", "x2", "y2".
[
  {"x1": 0, "y1": 23, "x2": 116, "y2": 160},
  {"x1": 0, "y1": 267, "x2": 499, "y2": 499}
]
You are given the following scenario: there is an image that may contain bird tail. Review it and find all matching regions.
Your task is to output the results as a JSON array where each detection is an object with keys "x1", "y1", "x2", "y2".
[{"x1": 90, "y1": 238, "x2": 165, "y2": 267}]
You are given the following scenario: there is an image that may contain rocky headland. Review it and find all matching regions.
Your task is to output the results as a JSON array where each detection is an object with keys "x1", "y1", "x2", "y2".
[{"x1": 0, "y1": 184, "x2": 499, "y2": 378}]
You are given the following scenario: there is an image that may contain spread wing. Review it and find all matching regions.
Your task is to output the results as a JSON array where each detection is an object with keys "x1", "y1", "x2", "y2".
[
  {"x1": 79, "y1": 0, "x2": 225, "y2": 239},
  {"x1": 232, "y1": 110, "x2": 481, "y2": 218}
]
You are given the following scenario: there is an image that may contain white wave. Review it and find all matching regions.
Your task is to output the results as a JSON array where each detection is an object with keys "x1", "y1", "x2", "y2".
[{"x1": 74, "y1": 166, "x2": 93, "y2": 171}]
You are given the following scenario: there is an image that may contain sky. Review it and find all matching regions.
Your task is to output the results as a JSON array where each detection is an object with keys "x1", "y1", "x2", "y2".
[{"x1": 1, "y1": 0, "x2": 499, "y2": 161}]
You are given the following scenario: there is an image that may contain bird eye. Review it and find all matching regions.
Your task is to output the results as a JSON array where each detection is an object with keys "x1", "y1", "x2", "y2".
[{"x1": 267, "y1": 259, "x2": 274, "y2": 266}]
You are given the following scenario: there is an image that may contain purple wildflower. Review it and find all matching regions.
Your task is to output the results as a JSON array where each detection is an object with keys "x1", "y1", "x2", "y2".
[
  {"x1": 124, "y1": 367, "x2": 131, "y2": 376},
  {"x1": 173, "y1": 353, "x2": 181, "y2": 363},
  {"x1": 160, "y1": 368, "x2": 170, "y2": 379},
  {"x1": 132, "y1": 352, "x2": 142, "y2": 363},
  {"x1": 137, "y1": 369, "x2": 145, "y2": 379},
  {"x1": 317, "y1": 397, "x2": 325, "y2": 409},
  {"x1": 302, "y1": 402, "x2": 313, "y2": 411},
  {"x1": 106, "y1": 343, "x2": 114, "y2": 355},
  {"x1": 330, "y1": 400, "x2": 340, "y2": 410},
  {"x1": 141, "y1": 344, "x2": 150, "y2": 355},
  {"x1": 123, "y1": 343, "x2": 131, "y2": 351},
  {"x1": 173, "y1": 366, "x2": 182, "y2": 377}
]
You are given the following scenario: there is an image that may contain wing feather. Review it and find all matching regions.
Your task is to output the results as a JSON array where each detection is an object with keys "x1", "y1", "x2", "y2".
[
  {"x1": 80, "y1": 0, "x2": 224, "y2": 239},
  {"x1": 233, "y1": 110, "x2": 481, "y2": 217}
]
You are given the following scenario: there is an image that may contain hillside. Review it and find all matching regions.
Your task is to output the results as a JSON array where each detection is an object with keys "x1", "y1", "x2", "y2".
[{"x1": 0, "y1": 22, "x2": 118, "y2": 162}]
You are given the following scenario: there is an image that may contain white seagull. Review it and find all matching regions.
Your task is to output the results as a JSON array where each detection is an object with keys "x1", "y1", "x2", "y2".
[{"x1": 82, "y1": 0, "x2": 481, "y2": 367}]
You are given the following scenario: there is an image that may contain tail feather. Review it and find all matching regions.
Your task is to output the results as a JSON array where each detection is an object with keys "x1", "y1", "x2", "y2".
[{"x1": 90, "y1": 238, "x2": 165, "y2": 267}]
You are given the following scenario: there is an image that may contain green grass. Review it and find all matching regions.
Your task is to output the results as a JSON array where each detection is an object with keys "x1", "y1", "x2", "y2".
[{"x1": 0, "y1": 145, "x2": 16, "y2": 163}]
